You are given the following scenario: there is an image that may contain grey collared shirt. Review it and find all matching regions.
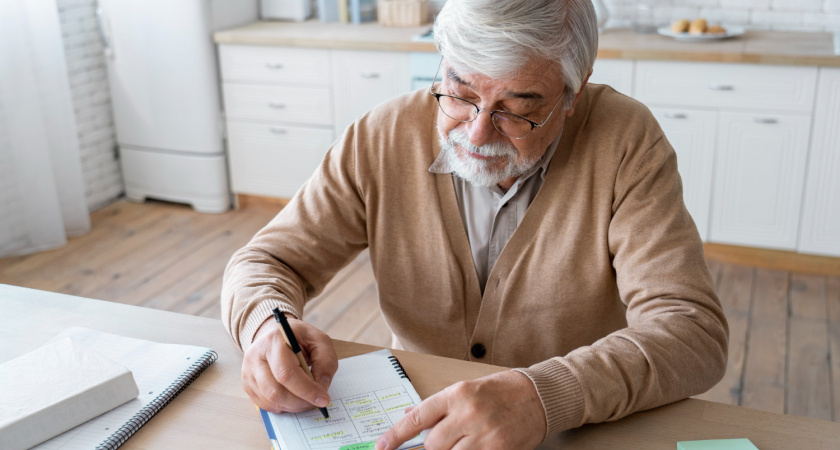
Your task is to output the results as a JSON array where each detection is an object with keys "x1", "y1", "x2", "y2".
[{"x1": 429, "y1": 135, "x2": 561, "y2": 292}]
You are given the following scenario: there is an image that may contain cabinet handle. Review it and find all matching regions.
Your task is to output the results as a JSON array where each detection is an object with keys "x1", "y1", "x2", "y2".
[
  {"x1": 664, "y1": 112, "x2": 687, "y2": 119},
  {"x1": 269, "y1": 127, "x2": 287, "y2": 134},
  {"x1": 265, "y1": 62, "x2": 284, "y2": 69},
  {"x1": 753, "y1": 117, "x2": 778, "y2": 124},
  {"x1": 268, "y1": 102, "x2": 286, "y2": 109},
  {"x1": 360, "y1": 72, "x2": 380, "y2": 79},
  {"x1": 708, "y1": 84, "x2": 734, "y2": 91}
]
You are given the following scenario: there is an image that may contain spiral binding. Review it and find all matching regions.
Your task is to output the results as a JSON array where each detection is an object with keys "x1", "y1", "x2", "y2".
[
  {"x1": 388, "y1": 355, "x2": 409, "y2": 381},
  {"x1": 95, "y1": 349, "x2": 219, "y2": 450}
]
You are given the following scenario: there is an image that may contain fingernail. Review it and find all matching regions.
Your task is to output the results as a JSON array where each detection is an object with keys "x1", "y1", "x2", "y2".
[
  {"x1": 375, "y1": 437, "x2": 387, "y2": 450},
  {"x1": 315, "y1": 396, "x2": 328, "y2": 407},
  {"x1": 319, "y1": 375, "x2": 331, "y2": 386}
]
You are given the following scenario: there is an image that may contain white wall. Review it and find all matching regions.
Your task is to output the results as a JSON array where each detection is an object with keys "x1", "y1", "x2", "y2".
[
  {"x1": 603, "y1": 0, "x2": 840, "y2": 31},
  {"x1": 56, "y1": 0, "x2": 123, "y2": 212}
]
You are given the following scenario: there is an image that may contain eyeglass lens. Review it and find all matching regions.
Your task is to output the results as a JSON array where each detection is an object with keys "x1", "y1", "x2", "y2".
[{"x1": 437, "y1": 95, "x2": 534, "y2": 139}]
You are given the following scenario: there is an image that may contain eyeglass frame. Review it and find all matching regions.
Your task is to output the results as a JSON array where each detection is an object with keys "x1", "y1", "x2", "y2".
[{"x1": 428, "y1": 57, "x2": 566, "y2": 140}]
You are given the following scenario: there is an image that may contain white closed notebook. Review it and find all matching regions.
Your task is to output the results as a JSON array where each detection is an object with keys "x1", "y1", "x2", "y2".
[
  {"x1": 261, "y1": 349, "x2": 427, "y2": 450},
  {"x1": 24, "y1": 327, "x2": 217, "y2": 450},
  {"x1": 0, "y1": 338, "x2": 139, "y2": 450}
]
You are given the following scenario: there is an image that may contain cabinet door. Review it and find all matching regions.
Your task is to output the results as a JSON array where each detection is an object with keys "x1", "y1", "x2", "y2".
[
  {"x1": 798, "y1": 68, "x2": 840, "y2": 257},
  {"x1": 590, "y1": 59, "x2": 634, "y2": 97},
  {"x1": 649, "y1": 107, "x2": 717, "y2": 241},
  {"x1": 227, "y1": 122, "x2": 334, "y2": 198},
  {"x1": 634, "y1": 61, "x2": 817, "y2": 113},
  {"x1": 709, "y1": 111, "x2": 811, "y2": 251},
  {"x1": 332, "y1": 50, "x2": 410, "y2": 133}
]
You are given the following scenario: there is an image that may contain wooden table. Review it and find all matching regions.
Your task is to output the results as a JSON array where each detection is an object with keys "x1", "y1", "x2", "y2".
[{"x1": 2, "y1": 283, "x2": 839, "y2": 449}]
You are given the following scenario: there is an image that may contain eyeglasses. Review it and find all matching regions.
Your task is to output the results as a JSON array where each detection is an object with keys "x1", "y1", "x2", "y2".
[{"x1": 429, "y1": 58, "x2": 565, "y2": 140}]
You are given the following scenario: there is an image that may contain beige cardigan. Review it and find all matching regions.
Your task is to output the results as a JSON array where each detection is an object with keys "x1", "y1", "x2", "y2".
[{"x1": 221, "y1": 84, "x2": 729, "y2": 439}]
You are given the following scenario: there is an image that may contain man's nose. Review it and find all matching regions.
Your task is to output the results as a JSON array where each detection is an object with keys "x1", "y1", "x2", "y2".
[{"x1": 465, "y1": 111, "x2": 498, "y2": 148}]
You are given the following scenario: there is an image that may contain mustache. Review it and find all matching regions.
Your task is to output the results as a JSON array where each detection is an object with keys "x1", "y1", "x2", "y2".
[{"x1": 445, "y1": 129, "x2": 518, "y2": 158}]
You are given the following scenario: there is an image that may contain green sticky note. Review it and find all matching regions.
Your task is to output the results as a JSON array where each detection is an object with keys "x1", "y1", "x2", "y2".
[
  {"x1": 677, "y1": 438, "x2": 758, "y2": 450},
  {"x1": 339, "y1": 442, "x2": 376, "y2": 450}
]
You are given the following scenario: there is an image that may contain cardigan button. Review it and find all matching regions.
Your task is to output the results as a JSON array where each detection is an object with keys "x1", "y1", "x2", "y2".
[{"x1": 471, "y1": 343, "x2": 487, "y2": 359}]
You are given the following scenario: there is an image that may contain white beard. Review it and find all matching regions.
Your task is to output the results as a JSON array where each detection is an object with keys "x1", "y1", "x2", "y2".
[{"x1": 438, "y1": 128, "x2": 542, "y2": 188}]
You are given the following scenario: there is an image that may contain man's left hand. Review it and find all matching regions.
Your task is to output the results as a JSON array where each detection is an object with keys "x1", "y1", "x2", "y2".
[{"x1": 375, "y1": 370, "x2": 546, "y2": 450}]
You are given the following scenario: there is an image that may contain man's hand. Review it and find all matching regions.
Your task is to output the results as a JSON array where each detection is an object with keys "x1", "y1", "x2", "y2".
[
  {"x1": 241, "y1": 316, "x2": 338, "y2": 413},
  {"x1": 376, "y1": 370, "x2": 546, "y2": 450}
]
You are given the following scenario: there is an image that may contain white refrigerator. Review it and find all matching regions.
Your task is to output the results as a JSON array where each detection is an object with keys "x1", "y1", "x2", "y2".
[{"x1": 97, "y1": 0, "x2": 258, "y2": 213}]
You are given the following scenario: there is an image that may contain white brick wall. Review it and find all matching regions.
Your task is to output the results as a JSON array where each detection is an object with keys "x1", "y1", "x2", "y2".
[
  {"x1": 604, "y1": 0, "x2": 840, "y2": 31},
  {"x1": 56, "y1": 0, "x2": 123, "y2": 212}
]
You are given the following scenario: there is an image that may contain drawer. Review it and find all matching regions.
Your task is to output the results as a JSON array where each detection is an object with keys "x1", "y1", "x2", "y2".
[
  {"x1": 590, "y1": 59, "x2": 634, "y2": 97},
  {"x1": 223, "y1": 84, "x2": 333, "y2": 126},
  {"x1": 227, "y1": 121, "x2": 335, "y2": 198},
  {"x1": 634, "y1": 61, "x2": 817, "y2": 113},
  {"x1": 219, "y1": 45, "x2": 331, "y2": 86}
]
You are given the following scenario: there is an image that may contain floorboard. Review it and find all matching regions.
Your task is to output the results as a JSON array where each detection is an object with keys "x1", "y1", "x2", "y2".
[
  {"x1": 741, "y1": 268, "x2": 788, "y2": 414},
  {"x1": 2, "y1": 200, "x2": 840, "y2": 423}
]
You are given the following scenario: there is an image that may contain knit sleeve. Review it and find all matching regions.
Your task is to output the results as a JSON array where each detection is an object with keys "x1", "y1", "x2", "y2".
[
  {"x1": 520, "y1": 134, "x2": 728, "y2": 438},
  {"x1": 220, "y1": 123, "x2": 368, "y2": 352}
]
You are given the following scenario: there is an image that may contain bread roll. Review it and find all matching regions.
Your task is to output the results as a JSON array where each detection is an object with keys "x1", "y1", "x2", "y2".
[
  {"x1": 689, "y1": 18, "x2": 707, "y2": 35},
  {"x1": 707, "y1": 24, "x2": 726, "y2": 34},
  {"x1": 671, "y1": 19, "x2": 690, "y2": 33}
]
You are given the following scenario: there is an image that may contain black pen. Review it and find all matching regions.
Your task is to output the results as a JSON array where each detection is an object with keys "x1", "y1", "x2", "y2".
[{"x1": 272, "y1": 308, "x2": 330, "y2": 419}]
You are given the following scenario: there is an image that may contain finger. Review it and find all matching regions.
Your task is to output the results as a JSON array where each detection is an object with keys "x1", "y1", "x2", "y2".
[
  {"x1": 292, "y1": 321, "x2": 338, "y2": 388},
  {"x1": 244, "y1": 375, "x2": 281, "y2": 413},
  {"x1": 376, "y1": 394, "x2": 448, "y2": 450},
  {"x1": 252, "y1": 360, "x2": 314, "y2": 412},
  {"x1": 266, "y1": 335, "x2": 331, "y2": 409},
  {"x1": 420, "y1": 415, "x2": 464, "y2": 450}
]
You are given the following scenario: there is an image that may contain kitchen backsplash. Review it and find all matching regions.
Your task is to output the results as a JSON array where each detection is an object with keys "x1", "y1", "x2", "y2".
[
  {"x1": 57, "y1": 0, "x2": 123, "y2": 211},
  {"x1": 603, "y1": 0, "x2": 840, "y2": 31}
]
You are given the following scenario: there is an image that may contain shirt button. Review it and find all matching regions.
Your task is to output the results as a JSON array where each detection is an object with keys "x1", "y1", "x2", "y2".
[{"x1": 471, "y1": 343, "x2": 487, "y2": 359}]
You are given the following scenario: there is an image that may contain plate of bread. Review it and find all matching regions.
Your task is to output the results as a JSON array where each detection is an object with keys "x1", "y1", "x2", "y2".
[{"x1": 658, "y1": 19, "x2": 743, "y2": 42}]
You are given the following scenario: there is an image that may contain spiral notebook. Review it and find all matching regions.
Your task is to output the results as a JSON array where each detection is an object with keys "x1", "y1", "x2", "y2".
[
  {"x1": 32, "y1": 327, "x2": 217, "y2": 450},
  {"x1": 260, "y1": 349, "x2": 427, "y2": 450}
]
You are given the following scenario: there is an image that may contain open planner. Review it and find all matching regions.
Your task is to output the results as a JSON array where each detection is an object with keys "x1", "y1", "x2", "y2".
[
  {"x1": 32, "y1": 327, "x2": 217, "y2": 450},
  {"x1": 260, "y1": 349, "x2": 427, "y2": 450}
]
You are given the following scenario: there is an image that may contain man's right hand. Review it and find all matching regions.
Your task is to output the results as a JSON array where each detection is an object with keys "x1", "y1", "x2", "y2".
[{"x1": 242, "y1": 315, "x2": 338, "y2": 413}]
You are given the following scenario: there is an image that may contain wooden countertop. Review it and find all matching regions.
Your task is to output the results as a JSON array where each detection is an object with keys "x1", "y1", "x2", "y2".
[{"x1": 213, "y1": 20, "x2": 840, "y2": 67}]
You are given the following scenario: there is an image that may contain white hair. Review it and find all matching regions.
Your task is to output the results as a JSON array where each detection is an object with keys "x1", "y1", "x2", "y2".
[{"x1": 433, "y1": 0, "x2": 598, "y2": 109}]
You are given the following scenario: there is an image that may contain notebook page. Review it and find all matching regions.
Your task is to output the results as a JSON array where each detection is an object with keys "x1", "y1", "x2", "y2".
[
  {"x1": 32, "y1": 327, "x2": 214, "y2": 450},
  {"x1": 267, "y1": 349, "x2": 426, "y2": 450}
]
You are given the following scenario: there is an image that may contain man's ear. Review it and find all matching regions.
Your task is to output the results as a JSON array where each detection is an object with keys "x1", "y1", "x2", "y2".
[{"x1": 564, "y1": 70, "x2": 592, "y2": 117}]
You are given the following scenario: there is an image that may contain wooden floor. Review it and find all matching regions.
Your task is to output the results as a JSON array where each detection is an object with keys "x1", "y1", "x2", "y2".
[{"x1": 2, "y1": 200, "x2": 838, "y2": 423}]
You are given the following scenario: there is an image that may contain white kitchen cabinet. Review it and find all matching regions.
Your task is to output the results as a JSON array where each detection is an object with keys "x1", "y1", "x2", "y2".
[
  {"x1": 331, "y1": 50, "x2": 410, "y2": 134},
  {"x1": 634, "y1": 61, "x2": 817, "y2": 113},
  {"x1": 709, "y1": 111, "x2": 811, "y2": 251},
  {"x1": 227, "y1": 122, "x2": 334, "y2": 198},
  {"x1": 635, "y1": 61, "x2": 818, "y2": 251},
  {"x1": 649, "y1": 107, "x2": 717, "y2": 240},
  {"x1": 220, "y1": 45, "x2": 411, "y2": 199},
  {"x1": 219, "y1": 45, "x2": 335, "y2": 198},
  {"x1": 798, "y1": 68, "x2": 840, "y2": 257},
  {"x1": 590, "y1": 59, "x2": 634, "y2": 96},
  {"x1": 223, "y1": 84, "x2": 333, "y2": 126},
  {"x1": 219, "y1": 45, "x2": 332, "y2": 86}
]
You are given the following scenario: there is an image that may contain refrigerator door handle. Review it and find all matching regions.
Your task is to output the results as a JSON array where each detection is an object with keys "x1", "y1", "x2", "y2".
[{"x1": 96, "y1": 6, "x2": 114, "y2": 58}]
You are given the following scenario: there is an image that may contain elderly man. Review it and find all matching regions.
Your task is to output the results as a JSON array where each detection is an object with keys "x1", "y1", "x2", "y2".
[{"x1": 221, "y1": 0, "x2": 729, "y2": 448}]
